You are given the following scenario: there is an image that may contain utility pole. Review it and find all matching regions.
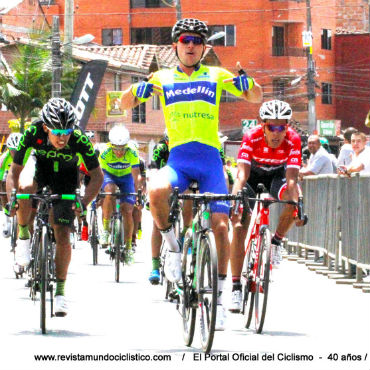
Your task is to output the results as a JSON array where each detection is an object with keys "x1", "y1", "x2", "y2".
[
  {"x1": 306, "y1": 0, "x2": 316, "y2": 134},
  {"x1": 51, "y1": 16, "x2": 62, "y2": 98},
  {"x1": 175, "y1": 0, "x2": 182, "y2": 20},
  {"x1": 64, "y1": 0, "x2": 74, "y2": 58}
]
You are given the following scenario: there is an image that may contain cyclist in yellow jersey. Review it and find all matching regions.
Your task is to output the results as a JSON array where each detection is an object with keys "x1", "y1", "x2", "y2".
[
  {"x1": 99, "y1": 125, "x2": 140, "y2": 263},
  {"x1": 121, "y1": 18, "x2": 262, "y2": 330}
]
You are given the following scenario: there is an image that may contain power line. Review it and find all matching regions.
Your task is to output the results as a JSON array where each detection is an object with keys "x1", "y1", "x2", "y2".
[{"x1": 1, "y1": 4, "x2": 368, "y2": 17}]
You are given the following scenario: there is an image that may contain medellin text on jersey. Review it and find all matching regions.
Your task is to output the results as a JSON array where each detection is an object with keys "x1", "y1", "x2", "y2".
[{"x1": 163, "y1": 81, "x2": 217, "y2": 106}]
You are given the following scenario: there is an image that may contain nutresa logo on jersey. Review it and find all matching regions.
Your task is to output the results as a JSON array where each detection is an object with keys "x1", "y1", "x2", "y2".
[{"x1": 163, "y1": 81, "x2": 217, "y2": 106}]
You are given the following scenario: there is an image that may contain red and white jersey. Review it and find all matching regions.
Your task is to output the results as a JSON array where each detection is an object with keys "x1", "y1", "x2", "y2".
[{"x1": 237, "y1": 125, "x2": 301, "y2": 172}]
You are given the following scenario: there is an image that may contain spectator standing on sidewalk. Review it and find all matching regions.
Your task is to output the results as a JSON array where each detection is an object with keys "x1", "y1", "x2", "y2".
[
  {"x1": 299, "y1": 135, "x2": 334, "y2": 179},
  {"x1": 337, "y1": 127, "x2": 357, "y2": 167},
  {"x1": 338, "y1": 131, "x2": 370, "y2": 175}
]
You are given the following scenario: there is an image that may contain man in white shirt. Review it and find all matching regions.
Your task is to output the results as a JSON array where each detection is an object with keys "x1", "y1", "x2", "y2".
[
  {"x1": 338, "y1": 131, "x2": 370, "y2": 175},
  {"x1": 299, "y1": 135, "x2": 334, "y2": 179},
  {"x1": 337, "y1": 127, "x2": 357, "y2": 167}
]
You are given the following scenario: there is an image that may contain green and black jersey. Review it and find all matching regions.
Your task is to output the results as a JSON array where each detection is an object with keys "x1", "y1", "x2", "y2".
[{"x1": 13, "y1": 120, "x2": 99, "y2": 173}]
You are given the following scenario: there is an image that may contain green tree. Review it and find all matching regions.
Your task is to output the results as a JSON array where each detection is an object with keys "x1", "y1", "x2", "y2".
[
  {"x1": 0, "y1": 42, "x2": 50, "y2": 133},
  {"x1": 0, "y1": 35, "x2": 80, "y2": 133}
]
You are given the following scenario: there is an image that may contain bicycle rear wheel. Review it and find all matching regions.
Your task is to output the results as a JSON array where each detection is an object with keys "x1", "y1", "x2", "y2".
[
  {"x1": 254, "y1": 227, "x2": 272, "y2": 333},
  {"x1": 40, "y1": 225, "x2": 49, "y2": 334},
  {"x1": 198, "y1": 230, "x2": 218, "y2": 353},
  {"x1": 114, "y1": 219, "x2": 122, "y2": 283},
  {"x1": 91, "y1": 211, "x2": 98, "y2": 265},
  {"x1": 181, "y1": 232, "x2": 196, "y2": 347}
]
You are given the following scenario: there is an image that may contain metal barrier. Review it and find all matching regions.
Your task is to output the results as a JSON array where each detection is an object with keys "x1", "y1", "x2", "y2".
[{"x1": 270, "y1": 173, "x2": 370, "y2": 285}]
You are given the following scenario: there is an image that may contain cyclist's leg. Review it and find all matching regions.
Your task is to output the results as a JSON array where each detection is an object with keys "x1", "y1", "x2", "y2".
[
  {"x1": 50, "y1": 207, "x2": 74, "y2": 317},
  {"x1": 14, "y1": 174, "x2": 38, "y2": 267},
  {"x1": 0, "y1": 180, "x2": 11, "y2": 237},
  {"x1": 149, "y1": 221, "x2": 162, "y2": 284},
  {"x1": 115, "y1": 174, "x2": 136, "y2": 260},
  {"x1": 271, "y1": 172, "x2": 301, "y2": 238},
  {"x1": 149, "y1": 153, "x2": 190, "y2": 283},
  {"x1": 131, "y1": 205, "x2": 141, "y2": 247},
  {"x1": 100, "y1": 172, "x2": 116, "y2": 245},
  {"x1": 270, "y1": 171, "x2": 300, "y2": 265},
  {"x1": 149, "y1": 165, "x2": 188, "y2": 251}
]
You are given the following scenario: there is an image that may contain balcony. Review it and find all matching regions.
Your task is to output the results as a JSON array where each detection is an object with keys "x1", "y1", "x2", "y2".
[{"x1": 272, "y1": 46, "x2": 306, "y2": 57}]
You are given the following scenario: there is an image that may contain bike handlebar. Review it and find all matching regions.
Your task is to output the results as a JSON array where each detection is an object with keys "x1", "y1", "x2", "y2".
[
  {"x1": 168, "y1": 187, "x2": 308, "y2": 225},
  {"x1": 98, "y1": 189, "x2": 143, "y2": 205}
]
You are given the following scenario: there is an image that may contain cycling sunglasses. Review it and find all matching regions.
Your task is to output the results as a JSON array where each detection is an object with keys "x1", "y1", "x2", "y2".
[
  {"x1": 111, "y1": 145, "x2": 126, "y2": 151},
  {"x1": 178, "y1": 35, "x2": 204, "y2": 45},
  {"x1": 49, "y1": 128, "x2": 73, "y2": 136},
  {"x1": 265, "y1": 124, "x2": 287, "y2": 133}
]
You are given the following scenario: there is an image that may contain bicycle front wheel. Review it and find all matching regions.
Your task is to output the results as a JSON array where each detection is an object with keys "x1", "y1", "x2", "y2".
[
  {"x1": 11, "y1": 215, "x2": 18, "y2": 252},
  {"x1": 40, "y1": 225, "x2": 49, "y2": 334},
  {"x1": 91, "y1": 211, "x2": 98, "y2": 265},
  {"x1": 254, "y1": 227, "x2": 272, "y2": 333},
  {"x1": 198, "y1": 230, "x2": 218, "y2": 353},
  {"x1": 242, "y1": 239, "x2": 256, "y2": 329},
  {"x1": 113, "y1": 219, "x2": 122, "y2": 283},
  {"x1": 181, "y1": 231, "x2": 196, "y2": 347}
]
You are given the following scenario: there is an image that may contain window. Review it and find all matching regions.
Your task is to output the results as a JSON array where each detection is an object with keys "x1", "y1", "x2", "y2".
[
  {"x1": 273, "y1": 80, "x2": 286, "y2": 99},
  {"x1": 272, "y1": 26, "x2": 285, "y2": 56},
  {"x1": 152, "y1": 95, "x2": 160, "y2": 110},
  {"x1": 132, "y1": 77, "x2": 146, "y2": 123},
  {"x1": 98, "y1": 131, "x2": 109, "y2": 143},
  {"x1": 131, "y1": 27, "x2": 171, "y2": 45},
  {"x1": 321, "y1": 83, "x2": 332, "y2": 104},
  {"x1": 130, "y1": 0, "x2": 171, "y2": 8},
  {"x1": 114, "y1": 74, "x2": 121, "y2": 91},
  {"x1": 208, "y1": 25, "x2": 235, "y2": 46},
  {"x1": 321, "y1": 29, "x2": 332, "y2": 50},
  {"x1": 102, "y1": 29, "x2": 122, "y2": 46}
]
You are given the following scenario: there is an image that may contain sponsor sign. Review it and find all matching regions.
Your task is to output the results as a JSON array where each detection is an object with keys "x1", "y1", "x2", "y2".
[
  {"x1": 70, "y1": 60, "x2": 108, "y2": 131},
  {"x1": 106, "y1": 91, "x2": 126, "y2": 117},
  {"x1": 317, "y1": 120, "x2": 341, "y2": 136}
]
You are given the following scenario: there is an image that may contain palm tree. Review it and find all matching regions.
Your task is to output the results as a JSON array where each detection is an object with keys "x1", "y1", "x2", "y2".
[
  {"x1": 0, "y1": 36, "x2": 80, "y2": 133},
  {"x1": 0, "y1": 42, "x2": 50, "y2": 133}
]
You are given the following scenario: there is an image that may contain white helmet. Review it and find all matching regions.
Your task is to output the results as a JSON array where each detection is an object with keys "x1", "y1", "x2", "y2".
[
  {"x1": 109, "y1": 125, "x2": 130, "y2": 146},
  {"x1": 259, "y1": 100, "x2": 292, "y2": 120},
  {"x1": 6, "y1": 133, "x2": 23, "y2": 150}
]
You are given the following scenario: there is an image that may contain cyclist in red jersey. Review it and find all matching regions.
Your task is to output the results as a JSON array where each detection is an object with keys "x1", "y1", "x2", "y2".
[{"x1": 229, "y1": 100, "x2": 304, "y2": 313}]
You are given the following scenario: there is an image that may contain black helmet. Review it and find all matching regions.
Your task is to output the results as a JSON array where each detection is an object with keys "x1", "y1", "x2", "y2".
[
  {"x1": 41, "y1": 98, "x2": 77, "y2": 129},
  {"x1": 172, "y1": 18, "x2": 208, "y2": 42}
]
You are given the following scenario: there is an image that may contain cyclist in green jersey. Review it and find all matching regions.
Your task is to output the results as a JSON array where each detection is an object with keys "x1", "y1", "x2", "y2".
[
  {"x1": 1, "y1": 133, "x2": 23, "y2": 237},
  {"x1": 121, "y1": 18, "x2": 262, "y2": 330},
  {"x1": 6, "y1": 98, "x2": 103, "y2": 316},
  {"x1": 99, "y1": 125, "x2": 140, "y2": 263}
]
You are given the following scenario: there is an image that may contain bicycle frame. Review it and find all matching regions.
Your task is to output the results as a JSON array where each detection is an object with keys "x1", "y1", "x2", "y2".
[{"x1": 242, "y1": 195, "x2": 272, "y2": 288}]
